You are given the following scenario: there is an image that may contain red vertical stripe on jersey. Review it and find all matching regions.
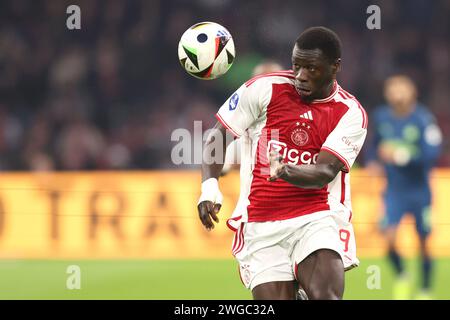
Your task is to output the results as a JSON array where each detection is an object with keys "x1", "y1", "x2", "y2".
[
  {"x1": 340, "y1": 172, "x2": 346, "y2": 204},
  {"x1": 234, "y1": 223, "x2": 245, "y2": 255},
  {"x1": 232, "y1": 223, "x2": 245, "y2": 256}
]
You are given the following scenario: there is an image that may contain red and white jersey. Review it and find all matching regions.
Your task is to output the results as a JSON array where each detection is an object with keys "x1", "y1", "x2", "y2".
[{"x1": 216, "y1": 70, "x2": 368, "y2": 228}]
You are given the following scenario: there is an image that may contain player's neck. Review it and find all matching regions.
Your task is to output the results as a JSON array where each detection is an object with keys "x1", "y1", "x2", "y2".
[{"x1": 315, "y1": 80, "x2": 336, "y2": 100}]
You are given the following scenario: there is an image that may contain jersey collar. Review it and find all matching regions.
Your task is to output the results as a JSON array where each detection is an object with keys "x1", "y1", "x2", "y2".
[{"x1": 311, "y1": 80, "x2": 339, "y2": 104}]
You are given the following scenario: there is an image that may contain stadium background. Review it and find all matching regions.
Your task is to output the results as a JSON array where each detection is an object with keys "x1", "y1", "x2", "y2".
[{"x1": 0, "y1": 0, "x2": 449, "y2": 299}]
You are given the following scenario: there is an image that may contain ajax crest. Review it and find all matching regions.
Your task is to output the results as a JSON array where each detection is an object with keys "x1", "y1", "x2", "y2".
[
  {"x1": 240, "y1": 264, "x2": 251, "y2": 287},
  {"x1": 291, "y1": 128, "x2": 309, "y2": 146}
]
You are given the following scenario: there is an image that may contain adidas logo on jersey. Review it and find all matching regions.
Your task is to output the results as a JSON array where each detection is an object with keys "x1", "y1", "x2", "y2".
[{"x1": 299, "y1": 110, "x2": 313, "y2": 120}]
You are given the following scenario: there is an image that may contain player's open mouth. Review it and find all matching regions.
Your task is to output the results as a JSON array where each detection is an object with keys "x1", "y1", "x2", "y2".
[{"x1": 296, "y1": 86, "x2": 312, "y2": 96}]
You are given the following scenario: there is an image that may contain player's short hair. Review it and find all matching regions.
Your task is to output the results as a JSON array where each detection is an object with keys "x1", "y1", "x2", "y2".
[{"x1": 295, "y1": 26, "x2": 342, "y2": 63}]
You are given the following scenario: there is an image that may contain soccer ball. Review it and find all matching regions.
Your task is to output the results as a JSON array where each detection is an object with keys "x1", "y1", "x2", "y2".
[{"x1": 178, "y1": 22, "x2": 235, "y2": 80}]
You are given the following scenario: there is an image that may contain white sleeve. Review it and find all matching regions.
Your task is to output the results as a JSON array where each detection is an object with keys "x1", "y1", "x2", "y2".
[
  {"x1": 215, "y1": 79, "x2": 272, "y2": 137},
  {"x1": 321, "y1": 108, "x2": 368, "y2": 172},
  {"x1": 224, "y1": 138, "x2": 241, "y2": 166}
]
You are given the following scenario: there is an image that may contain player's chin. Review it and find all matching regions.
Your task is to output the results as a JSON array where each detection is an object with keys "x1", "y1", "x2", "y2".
[
  {"x1": 296, "y1": 87, "x2": 313, "y2": 99},
  {"x1": 299, "y1": 91, "x2": 314, "y2": 102}
]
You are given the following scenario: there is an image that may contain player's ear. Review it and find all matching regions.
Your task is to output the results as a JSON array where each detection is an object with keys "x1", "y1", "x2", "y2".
[{"x1": 333, "y1": 58, "x2": 342, "y2": 73}]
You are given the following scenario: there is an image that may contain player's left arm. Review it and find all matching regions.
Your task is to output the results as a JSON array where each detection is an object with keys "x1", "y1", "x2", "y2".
[
  {"x1": 268, "y1": 150, "x2": 345, "y2": 189},
  {"x1": 269, "y1": 104, "x2": 368, "y2": 188}
]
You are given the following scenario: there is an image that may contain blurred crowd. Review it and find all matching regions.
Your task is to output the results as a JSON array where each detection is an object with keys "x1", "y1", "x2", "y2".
[{"x1": 0, "y1": 0, "x2": 449, "y2": 170}]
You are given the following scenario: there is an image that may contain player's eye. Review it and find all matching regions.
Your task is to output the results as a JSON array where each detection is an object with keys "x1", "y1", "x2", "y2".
[{"x1": 308, "y1": 66, "x2": 316, "y2": 72}]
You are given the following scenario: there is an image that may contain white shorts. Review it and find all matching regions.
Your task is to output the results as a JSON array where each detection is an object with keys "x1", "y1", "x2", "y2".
[{"x1": 232, "y1": 210, "x2": 359, "y2": 290}]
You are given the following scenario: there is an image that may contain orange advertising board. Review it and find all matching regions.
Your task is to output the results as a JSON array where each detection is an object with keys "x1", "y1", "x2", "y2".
[{"x1": 0, "y1": 170, "x2": 448, "y2": 259}]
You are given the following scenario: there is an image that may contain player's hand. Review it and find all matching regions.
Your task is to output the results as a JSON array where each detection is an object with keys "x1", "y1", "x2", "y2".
[
  {"x1": 198, "y1": 200, "x2": 222, "y2": 231},
  {"x1": 197, "y1": 178, "x2": 223, "y2": 231},
  {"x1": 267, "y1": 150, "x2": 285, "y2": 181}
]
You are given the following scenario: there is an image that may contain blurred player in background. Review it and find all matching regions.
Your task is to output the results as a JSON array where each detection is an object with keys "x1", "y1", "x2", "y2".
[
  {"x1": 198, "y1": 27, "x2": 367, "y2": 300},
  {"x1": 366, "y1": 75, "x2": 442, "y2": 299}
]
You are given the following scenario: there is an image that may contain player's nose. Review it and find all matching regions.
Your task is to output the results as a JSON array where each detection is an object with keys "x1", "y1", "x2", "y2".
[{"x1": 295, "y1": 67, "x2": 308, "y2": 82}]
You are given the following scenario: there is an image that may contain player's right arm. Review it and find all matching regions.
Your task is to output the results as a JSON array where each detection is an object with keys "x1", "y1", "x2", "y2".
[
  {"x1": 198, "y1": 121, "x2": 231, "y2": 230},
  {"x1": 197, "y1": 79, "x2": 270, "y2": 230}
]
